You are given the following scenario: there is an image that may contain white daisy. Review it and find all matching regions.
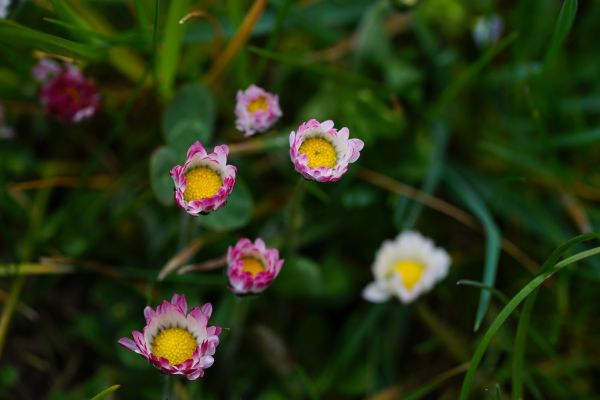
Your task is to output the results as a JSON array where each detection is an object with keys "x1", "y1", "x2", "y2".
[{"x1": 362, "y1": 231, "x2": 450, "y2": 304}]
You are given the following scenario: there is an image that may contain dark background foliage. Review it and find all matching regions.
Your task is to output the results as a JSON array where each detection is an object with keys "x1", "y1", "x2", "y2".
[{"x1": 1, "y1": 0, "x2": 599, "y2": 399}]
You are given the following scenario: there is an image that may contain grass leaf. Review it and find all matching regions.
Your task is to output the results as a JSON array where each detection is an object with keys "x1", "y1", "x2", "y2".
[
  {"x1": 0, "y1": 19, "x2": 104, "y2": 59},
  {"x1": 156, "y1": 0, "x2": 190, "y2": 99},
  {"x1": 89, "y1": 384, "x2": 120, "y2": 400},
  {"x1": 447, "y1": 169, "x2": 501, "y2": 331},
  {"x1": 544, "y1": 0, "x2": 578, "y2": 67},
  {"x1": 459, "y1": 233, "x2": 600, "y2": 399}
]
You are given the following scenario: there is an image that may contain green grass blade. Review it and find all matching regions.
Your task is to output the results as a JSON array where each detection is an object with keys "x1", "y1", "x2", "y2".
[
  {"x1": 396, "y1": 121, "x2": 448, "y2": 230},
  {"x1": 512, "y1": 289, "x2": 539, "y2": 400},
  {"x1": 156, "y1": 0, "x2": 190, "y2": 99},
  {"x1": 249, "y1": 46, "x2": 390, "y2": 94},
  {"x1": 89, "y1": 384, "x2": 120, "y2": 400},
  {"x1": 447, "y1": 170, "x2": 501, "y2": 331},
  {"x1": 549, "y1": 128, "x2": 600, "y2": 148},
  {"x1": 429, "y1": 32, "x2": 518, "y2": 118},
  {"x1": 49, "y1": 0, "x2": 93, "y2": 32},
  {"x1": 135, "y1": 0, "x2": 153, "y2": 47},
  {"x1": 544, "y1": 0, "x2": 578, "y2": 67},
  {"x1": 456, "y1": 280, "x2": 510, "y2": 305},
  {"x1": 402, "y1": 363, "x2": 469, "y2": 400},
  {"x1": 254, "y1": 0, "x2": 292, "y2": 81},
  {"x1": 0, "y1": 19, "x2": 104, "y2": 59},
  {"x1": 317, "y1": 305, "x2": 385, "y2": 391},
  {"x1": 459, "y1": 233, "x2": 600, "y2": 400}
]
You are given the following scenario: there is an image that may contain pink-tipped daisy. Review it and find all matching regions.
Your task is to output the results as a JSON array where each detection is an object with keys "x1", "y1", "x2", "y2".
[
  {"x1": 170, "y1": 141, "x2": 237, "y2": 216},
  {"x1": 289, "y1": 119, "x2": 364, "y2": 182},
  {"x1": 34, "y1": 61, "x2": 100, "y2": 123},
  {"x1": 118, "y1": 294, "x2": 222, "y2": 380},
  {"x1": 235, "y1": 84, "x2": 282, "y2": 137},
  {"x1": 227, "y1": 238, "x2": 284, "y2": 294}
]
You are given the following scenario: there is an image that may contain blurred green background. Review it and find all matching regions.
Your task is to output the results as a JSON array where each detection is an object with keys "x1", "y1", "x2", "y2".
[{"x1": 1, "y1": 0, "x2": 599, "y2": 399}]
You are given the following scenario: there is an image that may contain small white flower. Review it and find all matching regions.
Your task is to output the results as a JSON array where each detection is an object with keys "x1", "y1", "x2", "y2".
[
  {"x1": 362, "y1": 231, "x2": 450, "y2": 304},
  {"x1": 0, "y1": 0, "x2": 11, "y2": 18}
]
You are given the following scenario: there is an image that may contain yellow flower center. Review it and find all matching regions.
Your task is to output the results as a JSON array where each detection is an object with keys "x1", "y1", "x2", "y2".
[
  {"x1": 298, "y1": 137, "x2": 337, "y2": 168},
  {"x1": 247, "y1": 96, "x2": 269, "y2": 113},
  {"x1": 152, "y1": 327, "x2": 197, "y2": 366},
  {"x1": 241, "y1": 256, "x2": 265, "y2": 277},
  {"x1": 391, "y1": 260, "x2": 425, "y2": 291},
  {"x1": 183, "y1": 167, "x2": 222, "y2": 202}
]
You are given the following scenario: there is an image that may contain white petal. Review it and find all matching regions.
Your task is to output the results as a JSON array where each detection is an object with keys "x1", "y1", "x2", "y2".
[{"x1": 362, "y1": 281, "x2": 391, "y2": 303}]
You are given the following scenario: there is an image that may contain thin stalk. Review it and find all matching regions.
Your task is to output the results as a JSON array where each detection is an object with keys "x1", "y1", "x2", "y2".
[
  {"x1": 162, "y1": 375, "x2": 173, "y2": 400},
  {"x1": 0, "y1": 275, "x2": 24, "y2": 359},
  {"x1": 284, "y1": 177, "x2": 307, "y2": 256}
]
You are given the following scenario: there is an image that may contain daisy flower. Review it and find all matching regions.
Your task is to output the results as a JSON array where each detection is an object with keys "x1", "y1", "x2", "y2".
[
  {"x1": 289, "y1": 119, "x2": 364, "y2": 182},
  {"x1": 362, "y1": 231, "x2": 450, "y2": 304},
  {"x1": 170, "y1": 141, "x2": 237, "y2": 216},
  {"x1": 118, "y1": 294, "x2": 221, "y2": 380},
  {"x1": 227, "y1": 238, "x2": 284, "y2": 294},
  {"x1": 34, "y1": 60, "x2": 100, "y2": 123},
  {"x1": 235, "y1": 84, "x2": 282, "y2": 137}
]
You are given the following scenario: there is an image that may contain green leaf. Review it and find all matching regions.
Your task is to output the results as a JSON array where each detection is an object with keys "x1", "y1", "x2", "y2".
[
  {"x1": 447, "y1": 169, "x2": 501, "y2": 331},
  {"x1": 273, "y1": 256, "x2": 323, "y2": 298},
  {"x1": 201, "y1": 180, "x2": 253, "y2": 231},
  {"x1": 459, "y1": 233, "x2": 600, "y2": 400},
  {"x1": 156, "y1": 0, "x2": 190, "y2": 99},
  {"x1": 166, "y1": 119, "x2": 208, "y2": 155},
  {"x1": 149, "y1": 146, "x2": 178, "y2": 206},
  {"x1": 163, "y1": 83, "x2": 216, "y2": 144},
  {"x1": 544, "y1": 0, "x2": 578, "y2": 67}
]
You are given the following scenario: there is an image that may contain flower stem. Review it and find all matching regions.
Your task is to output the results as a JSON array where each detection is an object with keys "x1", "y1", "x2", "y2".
[
  {"x1": 284, "y1": 177, "x2": 307, "y2": 256},
  {"x1": 162, "y1": 375, "x2": 173, "y2": 400}
]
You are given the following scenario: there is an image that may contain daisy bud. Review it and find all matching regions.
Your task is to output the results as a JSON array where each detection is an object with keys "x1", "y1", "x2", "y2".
[
  {"x1": 227, "y1": 238, "x2": 284, "y2": 294},
  {"x1": 235, "y1": 84, "x2": 282, "y2": 137},
  {"x1": 170, "y1": 141, "x2": 237, "y2": 216},
  {"x1": 289, "y1": 119, "x2": 364, "y2": 182}
]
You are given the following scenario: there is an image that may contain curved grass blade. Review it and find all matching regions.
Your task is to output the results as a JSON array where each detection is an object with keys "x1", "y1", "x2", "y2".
[
  {"x1": 395, "y1": 121, "x2": 448, "y2": 230},
  {"x1": 0, "y1": 20, "x2": 104, "y2": 59},
  {"x1": 544, "y1": 0, "x2": 578, "y2": 67},
  {"x1": 249, "y1": 46, "x2": 390, "y2": 94},
  {"x1": 429, "y1": 32, "x2": 518, "y2": 118},
  {"x1": 89, "y1": 384, "x2": 120, "y2": 400},
  {"x1": 512, "y1": 289, "x2": 539, "y2": 400},
  {"x1": 549, "y1": 128, "x2": 600, "y2": 148},
  {"x1": 459, "y1": 233, "x2": 600, "y2": 399},
  {"x1": 447, "y1": 170, "x2": 501, "y2": 331},
  {"x1": 402, "y1": 363, "x2": 469, "y2": 400},
  {"x1": 456, "y1": 280, "x2": 509, "y2": 304}
]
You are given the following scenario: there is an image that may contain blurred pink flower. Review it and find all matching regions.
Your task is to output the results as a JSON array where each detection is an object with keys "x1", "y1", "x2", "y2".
[
  {"x1": 32, "y1": 59, "x2": 62, "y2": 83},
  {"x1": 34, "y1": 60, "x2": 100, "y2": 123},
  {"x1": 227, "y1": 238, "x2": 284, "y2": 294},
  {"x1": 235, "y1": 84, "x2": 282, "y2": 137},
  {"x1": 170, "y1": 141, "x2": 237, "y2": 216},
  {"x1": 289, "y1": 119, "x2": 364, "y2": 182},
  {"x1": 118, "y1": 294, "x2": 221, "y2": 380}
]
